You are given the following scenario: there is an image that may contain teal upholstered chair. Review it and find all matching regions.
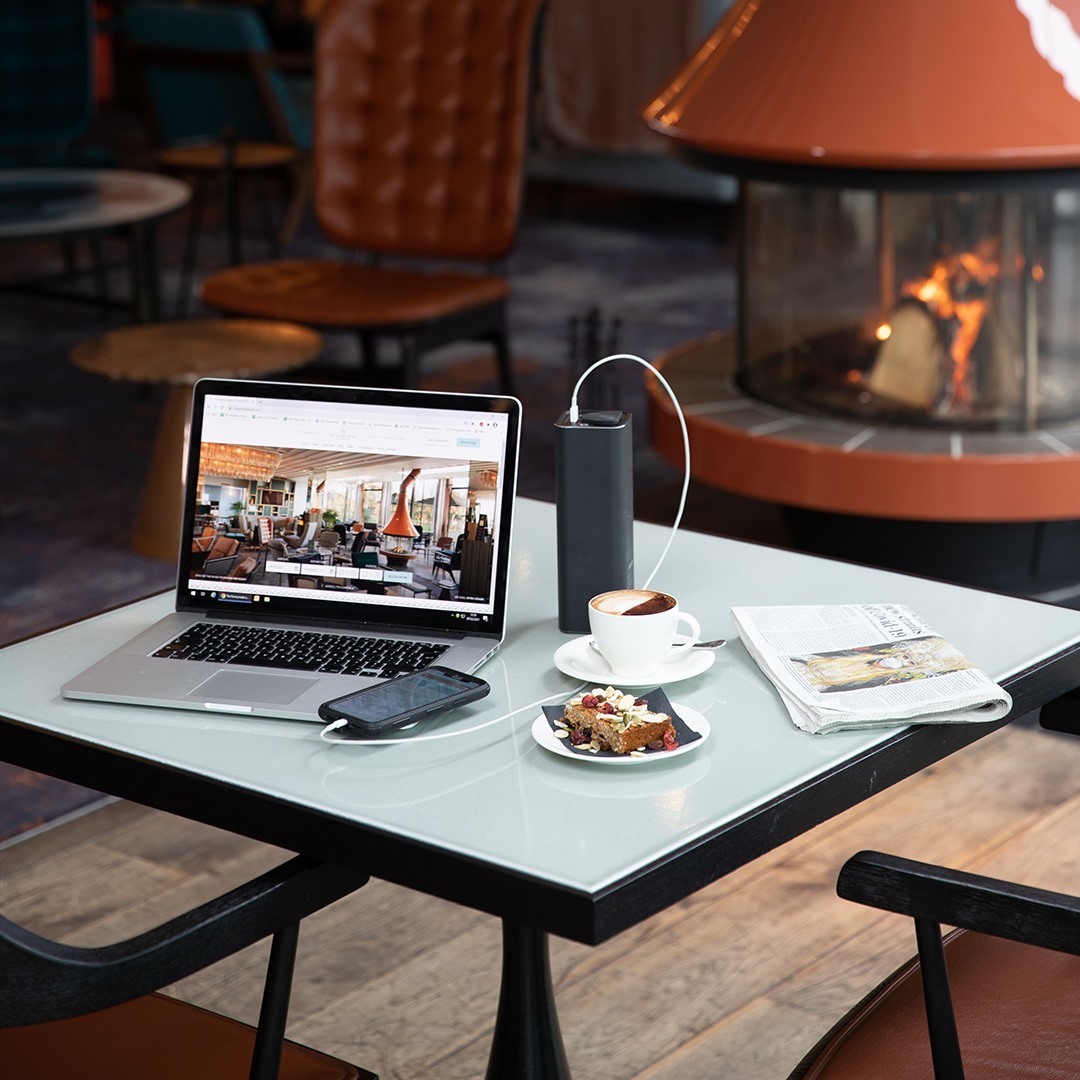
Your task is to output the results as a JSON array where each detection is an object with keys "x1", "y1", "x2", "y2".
[
  {"x1": 121, "y1": 0, "x2": 313, "y2": 311},
  {"x1": 122, "y1": 1, "x2": 311, "y2": 158},
  {"x1": 0, "y1": 0, "x2": 98, "y2": 160},
  {"x1": 0, "y1": 1, "x2": 117, "y2": 299}
]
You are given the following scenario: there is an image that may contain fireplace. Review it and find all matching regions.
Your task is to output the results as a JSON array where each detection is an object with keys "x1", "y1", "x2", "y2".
[
  {"x1": 640, "y1": 0, "x2": 1080, "y2": 600},
  {"x1": 739, "y1": 182, "x2": 1080, "y2": 432}
]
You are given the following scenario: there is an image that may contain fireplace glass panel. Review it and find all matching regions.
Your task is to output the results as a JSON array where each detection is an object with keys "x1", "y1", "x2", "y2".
[{"x1": 738, "y1": 180, "x2": 1080, "y2": 430}]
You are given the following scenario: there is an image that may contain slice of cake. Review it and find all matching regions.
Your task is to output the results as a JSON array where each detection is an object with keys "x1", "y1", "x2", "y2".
[{"x1": 562, "y1": 686, "x2": 677, "y2": 754}]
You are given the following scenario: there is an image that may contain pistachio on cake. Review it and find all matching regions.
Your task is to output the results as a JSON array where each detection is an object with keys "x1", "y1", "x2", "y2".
[{"x1": 559, "y1": 686, "x2": 677, "y2": 754}]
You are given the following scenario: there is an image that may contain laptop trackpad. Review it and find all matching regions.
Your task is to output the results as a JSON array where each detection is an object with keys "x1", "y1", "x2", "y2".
[{"x1": 189, "y1": 671, "x2": 318, "y2": 705}]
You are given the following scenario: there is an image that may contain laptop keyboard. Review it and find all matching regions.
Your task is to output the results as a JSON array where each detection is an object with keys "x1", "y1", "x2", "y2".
[{"x1": 152, "y1": 622, "x2": 451, "y2": 678}]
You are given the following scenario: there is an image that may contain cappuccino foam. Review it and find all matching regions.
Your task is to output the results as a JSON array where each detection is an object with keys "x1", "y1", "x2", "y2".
[{"x1": 591, "y1": 590, "x2": 676, "y2": 616}]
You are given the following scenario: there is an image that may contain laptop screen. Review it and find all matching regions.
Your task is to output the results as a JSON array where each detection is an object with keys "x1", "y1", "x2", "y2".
[{"x1": 177, "y1": 378, "x2": 521, "y2": 638}]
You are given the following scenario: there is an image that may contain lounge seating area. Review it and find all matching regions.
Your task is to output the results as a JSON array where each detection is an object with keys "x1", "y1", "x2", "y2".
[
  {"x1": 245, "y1": 522, "x2": 446, "y2": 597},
  {"x1": 192, "y1": 451, "x2": 498, "y2": 602}
]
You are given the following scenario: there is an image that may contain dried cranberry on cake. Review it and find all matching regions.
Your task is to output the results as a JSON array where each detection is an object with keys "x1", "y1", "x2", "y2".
[{"x1": 562, "y1": 686, "x2": 676, "y2": 754}]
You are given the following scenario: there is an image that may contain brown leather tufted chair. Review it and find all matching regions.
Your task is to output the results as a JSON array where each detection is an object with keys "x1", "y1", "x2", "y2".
[
  {"x1": 200, "y1": 0, "x2": 544, "y2": 393},
  {"x1": 790, "y1": 851, "x2": 1080, "y2": 1080}
]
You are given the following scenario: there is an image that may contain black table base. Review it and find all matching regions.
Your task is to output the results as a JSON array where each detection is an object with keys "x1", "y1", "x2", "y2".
[{"x1": 487, "y1": 921, "x2": 571, "y2": 1080}]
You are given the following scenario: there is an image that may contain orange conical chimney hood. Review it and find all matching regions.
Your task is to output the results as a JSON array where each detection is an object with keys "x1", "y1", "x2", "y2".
[
  {"x1": 382, "y1": 469, "x2": 420, "y2": 538},
  {"x1": 645, "y1": 0, "x2": 1080, "y2": 179}
]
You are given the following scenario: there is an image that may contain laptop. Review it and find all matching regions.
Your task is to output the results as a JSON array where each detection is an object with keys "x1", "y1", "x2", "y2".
[{"x1": 63, "y1": 377, "x2": 521, "y2": 721}]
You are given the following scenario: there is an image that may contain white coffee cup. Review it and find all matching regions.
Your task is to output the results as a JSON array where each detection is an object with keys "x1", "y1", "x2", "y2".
[{"x1": 588, "y1": 589, "x2": 701, "y2": 676}]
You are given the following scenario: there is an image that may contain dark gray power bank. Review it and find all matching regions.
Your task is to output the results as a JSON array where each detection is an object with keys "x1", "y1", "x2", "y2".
[{"x1": 554, "y1": 409, "x2": 635, "y2": 634}]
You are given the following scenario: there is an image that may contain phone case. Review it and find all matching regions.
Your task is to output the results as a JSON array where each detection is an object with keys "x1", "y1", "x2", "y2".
[{"x1": 319, "y1": 668, "x2": 489, "y2": 735}]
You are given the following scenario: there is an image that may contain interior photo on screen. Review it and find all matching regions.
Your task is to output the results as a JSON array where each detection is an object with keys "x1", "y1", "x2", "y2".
[{"x1": 188, "y1": 393, "x2": 510, "y2": 614}]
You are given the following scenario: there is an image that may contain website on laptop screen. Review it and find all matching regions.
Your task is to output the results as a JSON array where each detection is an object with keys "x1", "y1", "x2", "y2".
[{"x1": 179, "y1": 383, "x2": 518, "y2": 633}]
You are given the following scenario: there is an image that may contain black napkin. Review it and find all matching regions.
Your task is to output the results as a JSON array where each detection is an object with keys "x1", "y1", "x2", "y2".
[{"x1": 542, "y1": 686, "x2": 702, "y2": 758}]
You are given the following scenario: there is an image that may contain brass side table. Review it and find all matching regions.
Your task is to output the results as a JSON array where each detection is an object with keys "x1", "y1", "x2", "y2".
[{"x1": 72, "y1": 319, "x2": 323, "y2": 560}]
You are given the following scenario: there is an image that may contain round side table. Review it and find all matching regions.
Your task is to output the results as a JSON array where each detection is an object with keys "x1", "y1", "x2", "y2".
[
  {"x1": 0, "y1": 168, "x2": 191, "y2": 322},
  {"x1": 72, "y1": 319, "x2": 323, "y2": 560}
]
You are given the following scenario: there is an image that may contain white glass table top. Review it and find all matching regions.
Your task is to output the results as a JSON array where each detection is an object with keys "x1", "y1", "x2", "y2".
[
  {"x1": 3, "y1": 499, "x2": 1080, "y2": 909},
  {"x1": 0, "y1": 168, "x2": 190, "y2": 238}
]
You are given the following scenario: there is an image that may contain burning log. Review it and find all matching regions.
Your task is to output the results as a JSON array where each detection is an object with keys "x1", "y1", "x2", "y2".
[
  {"x1": 868, "y1": 298, "x2": 1018, "y2": 416},
  {"x1": 867, "y1": 237, "x2": 1008, "y2": 415},
  {"x1": 867, "y1": 300, "x2": 950, "y2": 410}
]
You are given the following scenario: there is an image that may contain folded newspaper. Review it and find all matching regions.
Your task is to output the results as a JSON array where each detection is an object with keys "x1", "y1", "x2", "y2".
[{"x1": 731, "y1": 603, "x2": 1012, "y2": 735}]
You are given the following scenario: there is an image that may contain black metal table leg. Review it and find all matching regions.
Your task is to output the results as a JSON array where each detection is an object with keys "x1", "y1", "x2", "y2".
[
  {"x1": 129, "y1": 220, "x2": 161, "y2": 323},
  {"x1": 485, "y1": 920, "x2": 572, "y2": 1080}
]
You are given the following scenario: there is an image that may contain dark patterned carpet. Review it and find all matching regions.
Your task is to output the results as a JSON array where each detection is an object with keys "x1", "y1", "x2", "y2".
[{"x1": 0, "y1": 103, "x2": 766, "y2": 841}]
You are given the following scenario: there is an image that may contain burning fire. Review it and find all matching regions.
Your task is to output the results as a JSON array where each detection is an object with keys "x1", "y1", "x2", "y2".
[{"x1": 896, "y1": 237, "x2": 1001, "y2": 406}]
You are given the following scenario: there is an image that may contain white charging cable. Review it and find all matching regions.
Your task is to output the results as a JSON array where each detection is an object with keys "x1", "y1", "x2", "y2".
[
  {"x1": 317, "y1": 354, "x2": 690, "y2": 748},
  {"x1": 569, "y1": 352, "x2": 691, "y2": 590}
]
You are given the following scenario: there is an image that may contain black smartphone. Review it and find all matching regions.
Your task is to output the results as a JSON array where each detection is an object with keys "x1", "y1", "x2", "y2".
[{"x1": 318, "y1": 666, "x2": 490, "y2": 736}]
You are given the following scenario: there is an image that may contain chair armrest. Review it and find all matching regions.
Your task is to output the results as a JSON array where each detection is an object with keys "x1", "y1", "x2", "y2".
[
  {"x1": 0, "y1": 856, "x2": 367, "y2": 1025},
  {"x1": 838, "y1": 850, "x2": 1080, "y2": 957}
]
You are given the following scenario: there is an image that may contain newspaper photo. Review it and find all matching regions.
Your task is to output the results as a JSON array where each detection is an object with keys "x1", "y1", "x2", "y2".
[{"x1": 731, "y1": 603, "x2": 1012, "y2": 735}]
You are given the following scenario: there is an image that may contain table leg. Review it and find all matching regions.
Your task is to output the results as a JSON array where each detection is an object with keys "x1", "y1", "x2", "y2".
[
  {"x1": 485, "y1": 920, "x2": 572, "y2": 1080},
  {"x1": 129, "y1": 220, "x2": 162, "y2": 323}
]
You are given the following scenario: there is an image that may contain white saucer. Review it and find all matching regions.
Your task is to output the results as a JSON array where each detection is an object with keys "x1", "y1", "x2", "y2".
[
  {"x1": 531, "y1": 705, "x2": 710, "y2": 766},
  {"x1": 553, "y1": 635, "x2": 715, "y2": 686}
]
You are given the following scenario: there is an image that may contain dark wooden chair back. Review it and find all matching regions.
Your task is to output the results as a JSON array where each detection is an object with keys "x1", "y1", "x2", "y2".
[
  {"x1": 0, "y1": 855, "x2": 371, "y2": 1080},
  {"x1": 791, "y1": 850, "x2": 1080, "y2": 1080}
]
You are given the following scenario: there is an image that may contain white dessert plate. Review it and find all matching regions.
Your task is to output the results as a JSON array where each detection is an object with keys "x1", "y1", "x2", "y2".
[
  {"x1": 553, "y1": 635, "x2": 715, "y2": 686},
  {"x1": 531, "y1": 704, "x2": 710, "y2": 766}
]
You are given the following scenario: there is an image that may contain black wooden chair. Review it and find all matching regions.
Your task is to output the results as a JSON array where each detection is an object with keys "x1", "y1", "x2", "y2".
[
  {"x1": 0, "y1": 854, "x2": 376, "y2": 1080},
  {"x1": 790, "y1": 850, "x2": 1080, "y2": 1080}
]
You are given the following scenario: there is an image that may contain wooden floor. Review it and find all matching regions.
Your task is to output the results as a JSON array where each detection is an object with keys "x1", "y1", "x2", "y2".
[{"x1": 5, "y1": 717, "x2": 1080, "y2": 1079}]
